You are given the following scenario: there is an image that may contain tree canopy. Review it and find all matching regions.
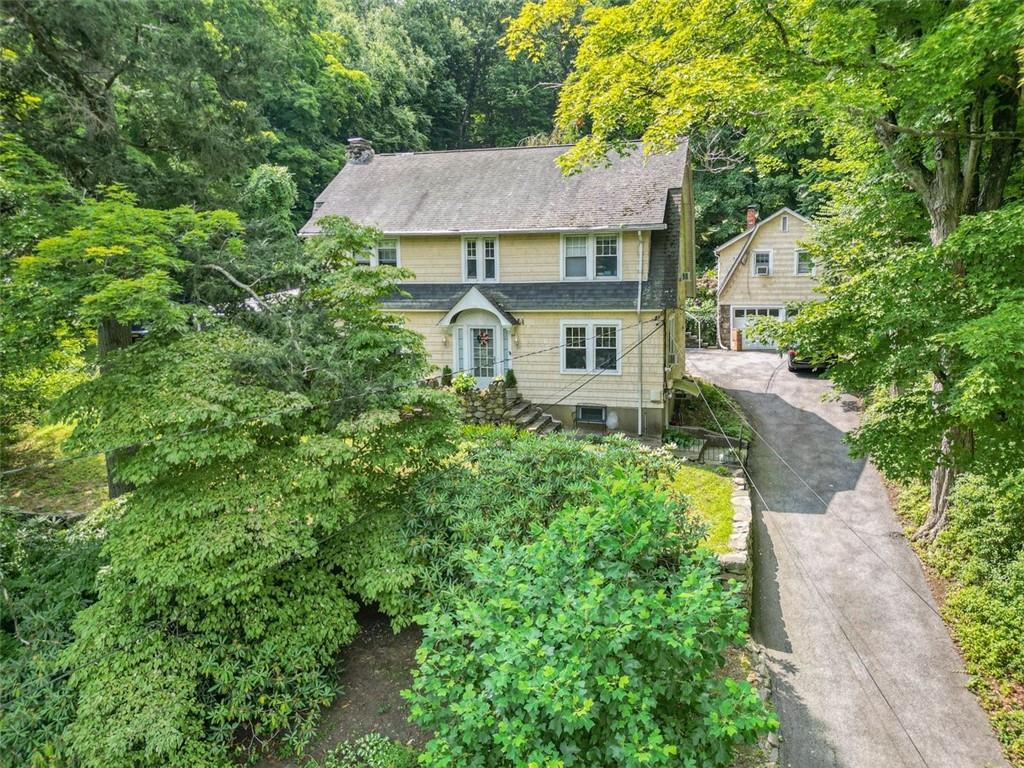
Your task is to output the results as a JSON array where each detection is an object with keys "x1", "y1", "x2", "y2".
[{"x1": 506, "y1": 0, "x2": 1024, "y2": 536}]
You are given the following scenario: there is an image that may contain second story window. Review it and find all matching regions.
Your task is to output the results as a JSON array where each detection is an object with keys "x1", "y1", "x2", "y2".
[
  {"x1": 753, "y1": 250, "x2": 772, "y2": 276},
  {"x1": 463, "y1": 237, "x2": 498, "y2": 282},
  {"x1": 376, "y1": 238, "x2": 399, "y2": 266},
  {"x1": 356, "y1": 238, "x2": 400, "y2": 267},
  {"x1": 562, "y1": 233, "x2": 621, "y2": 280}
]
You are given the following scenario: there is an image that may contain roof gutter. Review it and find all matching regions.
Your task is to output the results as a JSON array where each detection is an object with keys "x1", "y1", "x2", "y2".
[{"x1": 299, "y1": 223, "x2": 669, "y2": 238}]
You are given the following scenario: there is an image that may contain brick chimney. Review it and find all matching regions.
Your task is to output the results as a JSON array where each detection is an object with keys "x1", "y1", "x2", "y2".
[
  {"x1": 746, "y1": 205, "x2": 759, "y2": 230},
  {"x1": 346, "y1": 137, "x2": 374, "y2": 165}
]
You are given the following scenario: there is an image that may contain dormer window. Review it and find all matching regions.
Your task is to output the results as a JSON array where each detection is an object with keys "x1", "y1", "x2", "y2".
[
  {"x1": 463, "y1": 236, "x2": 498, "y2": 282},
  {"x1": 561, "y1": 233, "x2": 621, "y2": 280}
]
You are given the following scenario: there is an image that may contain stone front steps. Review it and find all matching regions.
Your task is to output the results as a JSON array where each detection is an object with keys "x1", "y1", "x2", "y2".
[{"x1": 504, "y1": 396, "x2": 563, "y2": 435}]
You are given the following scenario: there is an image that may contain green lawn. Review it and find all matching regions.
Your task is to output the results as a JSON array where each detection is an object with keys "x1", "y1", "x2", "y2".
[
  {"x1": 670, "y1": 462, "x2": 735, "y2": 554},
  {"x1": 2, "y1": 423, "x2": 107, "y2": 517}
]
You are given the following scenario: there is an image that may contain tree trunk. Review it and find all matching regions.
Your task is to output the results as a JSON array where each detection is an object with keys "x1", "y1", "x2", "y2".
[
  {"x1": 97, "y1": 317, "x2": 134, "y2": 499},
  {"x1": 914, "y1": 138, "x2": 966, "y2": 541}
]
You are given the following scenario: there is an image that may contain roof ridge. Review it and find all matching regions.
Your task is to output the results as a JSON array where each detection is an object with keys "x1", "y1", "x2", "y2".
[{"x1": 372, "y1": 140, "x2": 651, "y2": 158}]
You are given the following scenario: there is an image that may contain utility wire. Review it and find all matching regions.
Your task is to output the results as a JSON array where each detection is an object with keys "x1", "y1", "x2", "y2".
[
  {"x1": 692, "y1": 382, "x2": 932, "y2": 768},
  {"x1": 543, "y1": 320, "x2": 664, "y2": 410},
  {"x1": 704, "y1": 377, "x2": 942, "y2": 619}
]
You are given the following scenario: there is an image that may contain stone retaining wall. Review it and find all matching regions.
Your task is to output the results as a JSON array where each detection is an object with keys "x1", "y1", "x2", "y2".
[
  {"x1": 719, "y1": 469, "x2": 779, "y2": 768},
  {"x1": 456, "y1": 380, "x2": 512, "y2": 425},
  {"x1": 718, "y1": 469, "x2": 753, "y2": 605}
]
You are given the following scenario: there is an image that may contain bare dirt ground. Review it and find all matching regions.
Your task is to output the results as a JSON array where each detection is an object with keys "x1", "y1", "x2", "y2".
[{"x1": 257, "y1": 606, "x2": 427, "y2": 767}]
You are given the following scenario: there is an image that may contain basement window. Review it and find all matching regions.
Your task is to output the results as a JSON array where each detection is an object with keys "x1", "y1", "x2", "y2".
[{"x1": 576, "y1": 404, "x2": 607, "y2": 424}]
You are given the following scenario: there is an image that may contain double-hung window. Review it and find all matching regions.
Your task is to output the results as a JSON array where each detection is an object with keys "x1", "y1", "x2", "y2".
[
  {"x1": 561, "y1": 233, "x2": 621, "y2": 280},
  {"x1": 376, "y1": 238, "x2": 399, "y2": 266},
  {"x1": 561, "y1": 320, "x2": 622, "y2": 374},
  {"x1": 463, "y1": 237, "x2": 498, "y2": 282},
  {"x1": 795, "y1": 249, "x2": 814, "y2": 275},
  {"x1": 753, "y1": 250, "x2": 772, "y2": 276},
  {"x1": 356, "y1": 237, "x2": 400, "y2": 267}
]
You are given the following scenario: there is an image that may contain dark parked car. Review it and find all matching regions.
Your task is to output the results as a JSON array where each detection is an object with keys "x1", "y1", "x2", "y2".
[{"x1": 786, "y1": 347, "x2": 830, "y2": 373}]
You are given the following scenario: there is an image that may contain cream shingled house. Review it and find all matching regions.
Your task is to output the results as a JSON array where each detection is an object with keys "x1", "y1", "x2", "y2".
[
  {"x1": 715, "y1": 206, "x2": 817, "y2": 350},
  {"x1": 301, "y1": 138, "x2": 696, "y2": 435}
]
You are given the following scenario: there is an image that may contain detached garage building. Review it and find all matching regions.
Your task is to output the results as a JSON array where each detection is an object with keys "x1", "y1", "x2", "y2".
[{"x1": 715, "y1": 206, "x2": 818, "y2": 350}]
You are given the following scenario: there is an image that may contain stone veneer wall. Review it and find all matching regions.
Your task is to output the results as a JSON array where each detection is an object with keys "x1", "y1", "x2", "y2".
[{"x1": 456, "y1": 380, "x2": 511, "y2": 425}]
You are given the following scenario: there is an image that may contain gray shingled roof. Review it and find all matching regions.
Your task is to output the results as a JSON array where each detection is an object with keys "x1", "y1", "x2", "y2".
[{"x1": 301, "y1": 141, "x2": 689, "y2": 235}]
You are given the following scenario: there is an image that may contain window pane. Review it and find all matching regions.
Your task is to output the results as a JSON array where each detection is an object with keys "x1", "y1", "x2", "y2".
[
  {"x1": 355, "y1": 248, "x2": 372, "y2": 266},
  {"x1": 564, "y1": 325, "x2": 587, "y2": 370},
  {"x1": 595, "y1": 236, "x2": 618, "y2": 277},
  {"x1": 595, "y1": 325, "x2": 617, "y2": 371},
  {"x1": 755, "y1": 252, "x2": 770, "y2": 266},
  {"x1": 465, "y1": 240, "x2": 477, "y2": 279},
  {"x1": 472, "y1": 328, "x2": 495, "y2": 377},
  {"x1": 797, "y1": 250, "x2": 813, "y2": 274},
  {"x1": 564, "y1": 236, "x2": 588, "y2": 278},
  {"x1": 484, "y1": 239, "x2": 496, "y2": 279},
  {"x1": 377, "y1": 239, "x2": 398, "y2": 266},
  {"x1": 565, "y1": 256, "x2": 587, "y2": 278}
]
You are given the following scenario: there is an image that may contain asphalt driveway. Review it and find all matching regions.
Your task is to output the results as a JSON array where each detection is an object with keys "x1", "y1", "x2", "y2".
[{"x1": 686, "y1": 349, "x2": 1007, "y2": 768}]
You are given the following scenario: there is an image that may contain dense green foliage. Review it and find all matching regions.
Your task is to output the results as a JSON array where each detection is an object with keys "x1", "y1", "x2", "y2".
[
  {"x1": 407, "y1": 472, "x2": 774, "y2": 767},
  {"x1": 50, "y1": 221, "x2": 457, "y2": 766},
  {"x1": 930, "y1": 473, "x2": 1024, "y2": 762},
  {"x1": 0, "y1": 509, "x2": 110, "y2": 765},
  {"x1": 0, "y1": 0, "x2": 570, "y2": 218},
  {"x1": 790, "y1": 204, "x2": 1024, "y2": 483},
  {"x1": 391, "y1": 428, "x2": 682, "y2": 622}
]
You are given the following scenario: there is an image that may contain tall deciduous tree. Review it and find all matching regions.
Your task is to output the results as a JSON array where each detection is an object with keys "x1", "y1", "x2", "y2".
[
  {"x1": 48, "y1": 216, "x2": 457, "y2": 766},
  {"x1": 505, "y1": 0, "x2": 1024, "y2": 537}
]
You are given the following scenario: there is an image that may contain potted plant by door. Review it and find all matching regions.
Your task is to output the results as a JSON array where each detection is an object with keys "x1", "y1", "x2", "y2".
[{"x1": 504, "y1": 368, "x2": 519, "y2": 406}]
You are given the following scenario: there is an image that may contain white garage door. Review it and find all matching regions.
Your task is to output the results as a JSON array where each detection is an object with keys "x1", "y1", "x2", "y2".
[{"x1": 733, "y1": 307, "x2": 784, "y2": 350}]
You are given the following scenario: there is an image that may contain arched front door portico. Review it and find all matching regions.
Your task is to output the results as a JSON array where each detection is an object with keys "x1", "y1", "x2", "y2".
[
  {"x1": 452, "y1": 309, "x2": 501, "y2": 388},
  {"x1": 440, "y1": 287, "x2": 516, "y2": 388}
]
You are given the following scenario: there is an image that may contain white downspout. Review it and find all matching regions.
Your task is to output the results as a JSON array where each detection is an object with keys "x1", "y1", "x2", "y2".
[{"x1": 636, "y1": 229, "x2": 644, "y2": 437}]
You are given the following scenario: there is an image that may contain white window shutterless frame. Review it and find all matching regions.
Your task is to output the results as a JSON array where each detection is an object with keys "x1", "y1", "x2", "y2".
[
  {"x1": 560, "y1": 320, "x2": 622, "y2": 374},
  {"x1": 795, "y1": 249, "x2": 814, "y2": 275},
  {"x1": 561, "y1": 234, "x2": 621, "y2": 280},
  {"x1": 357, "y1": 238, "x2": 400, "y2": 267},
  {"x1": 463, "y1": 237, "x2": 499, "y2": 282}
]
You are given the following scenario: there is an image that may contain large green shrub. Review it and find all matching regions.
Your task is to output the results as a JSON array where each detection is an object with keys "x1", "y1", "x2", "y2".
[
  {"x1": 0, "y1": 509, "x2": 110, "y2": 767},
  {"x1": 928, "y1": 471, "x2": 1024, "y2": 761},
  {"x1": 406, "y1": 472, "x2": 775, "y2": 767},
  {"x1": 362, "y1": 427, "x2": 686, "y2": 626}
]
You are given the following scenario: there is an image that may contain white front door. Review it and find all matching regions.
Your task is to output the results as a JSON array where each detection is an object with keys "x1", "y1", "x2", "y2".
[
  {"x1": 469, "y1": 326, "x2": 497, "y2": 387},
  {"x1": 733, "y1": 307, "x2": 784, "y2": 350}
]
